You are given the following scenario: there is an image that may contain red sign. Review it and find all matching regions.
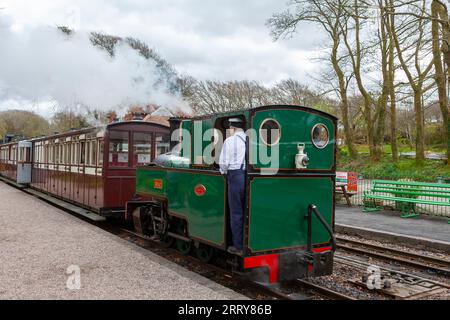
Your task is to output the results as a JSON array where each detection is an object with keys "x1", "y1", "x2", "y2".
[
  {"x1": 336, "y1": 171, "x2": 358, "y2": 193},
  {"x1": 194, "y1": 184, "x2": 207, "y2": 197},
  {"x1": 153, "y1": 179, "x2": 163, "y2": 190},
  {"x1": 347, "y1": 172, "x2": 358, "y2": 193}
]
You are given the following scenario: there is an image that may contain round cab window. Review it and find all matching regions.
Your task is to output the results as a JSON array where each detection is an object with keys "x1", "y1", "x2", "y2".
[
  {"x1": 260, "y1": 119, "x2": 281, "y2": 146},
  {"x1": 312, "y1": 124, "x2": 329, "y2": 149}
]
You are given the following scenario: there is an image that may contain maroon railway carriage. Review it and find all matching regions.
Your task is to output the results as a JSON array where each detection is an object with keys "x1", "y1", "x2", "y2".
[
  {"x1": 0, "y1": 140, "x2": 32, "y2": 184},
  {"x1": 0, "y1": 121, "x2": 170, "y2": 218},
  {"x1": 0, "y1": 141, "x2": 18, "y2": 181}
]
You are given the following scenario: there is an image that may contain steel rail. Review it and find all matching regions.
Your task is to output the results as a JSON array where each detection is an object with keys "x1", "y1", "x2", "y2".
[
  {"x1": 116, "y1": 227, "x2": 306, "y2": 300},
  {"x1": 294, "y1": 279, "x2": 358, "y2": 300},
  {"x1": 336, "y1": 236, "x2": 450, "y2": 276},
  {"x1": 334, "y1": 255, "x2": 450, "y2": 290}
]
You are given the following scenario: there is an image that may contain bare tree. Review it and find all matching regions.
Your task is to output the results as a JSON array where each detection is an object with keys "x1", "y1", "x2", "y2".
[
  {"x1": 431, "y1": 0, "x2": 450, "y2": 164},
  {"x1": 268, "y1": 0, "x2": 359, "y2": 159},
  {"x1": 389, "y1": 0, "x2": 434, "y2": 164}
]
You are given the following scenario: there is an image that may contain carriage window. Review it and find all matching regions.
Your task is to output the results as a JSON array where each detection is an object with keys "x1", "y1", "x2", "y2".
[
  {"x1": 33, "y1": 146, "x2": 38, "y2": 163},
  {"x1": 26, "y1": 147, "x2": 31, "y2": 163},
  {"x1": 20, "y1": 147, "x2": 31, "y2": 163},
  {"x1": 85, "y1": 141, "x2": 91, "y2": 166},
  {"x1": 60, "y1": 144, "x2": 64, "y2": 164},
  {"x1": 90, "y1": 140, "x2": 97, "y2": 166},
  {"x1": 39, "y1": 146, "x2": 42, "y2": 163},
  {"x1": 64, "y1": 144, "x2": 70, "y2": 164},
  {"x1": 98, "y1": 140, "x2": 104, "y2": 165},
  {"x1": 80, "y1": 141, "x2": 86, "y2": 165},
  {"x1": 71, "y1": 143, "x2": 76, "y2": 164},
  {"x1": 109, "y1": 131, "x2": 129, "y2": 167},
  {"x1": 156, "y1": 134, "x2": 170, "y2": 157},
  {"x1": 55, "y1": 145, "x2": 59, "y2": 164},
  {"x1": 133, "y1": 132, "x2": 152, "y2": 166}
]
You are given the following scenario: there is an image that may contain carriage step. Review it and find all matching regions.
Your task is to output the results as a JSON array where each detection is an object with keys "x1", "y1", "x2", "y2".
[
  {"x1": 23, "y1": 188, "x2": 106, "y2": 222},
  {"x1": 0, "y1": 176, "x2": 27, "y2": 189}
]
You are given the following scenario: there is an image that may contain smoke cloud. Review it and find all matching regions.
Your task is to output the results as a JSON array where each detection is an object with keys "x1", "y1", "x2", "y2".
[{"x1": 0, "y1": 16, "x2": 191, "y2": 120}]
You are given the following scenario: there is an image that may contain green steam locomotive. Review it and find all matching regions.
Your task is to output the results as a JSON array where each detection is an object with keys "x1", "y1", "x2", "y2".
[{"x1": 126, "y1": 105, "x2": 337, "y2": 283}]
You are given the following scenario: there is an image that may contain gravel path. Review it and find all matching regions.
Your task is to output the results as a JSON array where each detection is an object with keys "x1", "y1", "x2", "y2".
[{"x1": 0, "y1": 182, "x2": 246, "y2": 300}]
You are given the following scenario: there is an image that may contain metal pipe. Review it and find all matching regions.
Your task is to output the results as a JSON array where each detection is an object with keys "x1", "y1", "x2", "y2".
[{"x1": 307, "y1": 204, "x2": 337, "y2": 252}]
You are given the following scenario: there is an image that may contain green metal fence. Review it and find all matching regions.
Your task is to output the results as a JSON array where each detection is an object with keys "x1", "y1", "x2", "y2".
[{"x1": 335, "y1": 176, "x2": 450, "y2": 218}]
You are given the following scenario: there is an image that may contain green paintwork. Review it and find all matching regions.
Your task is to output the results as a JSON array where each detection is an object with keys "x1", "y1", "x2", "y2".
[
  {"x1": 191, "y1": 119, "x2": 214, "y2": 166},
  {"x1": 251, "y1": 109, "x2": 335, "y2": 171},
  {"x1": 248, "y1": 177, "x2": 334, "y2": 252},
  {"x1": 180, "y1": 120, "x2": 192, "y2": 159},
  {"x1": 136, "y1": 168, "x2": 167, "y2": 197},
  {"x1": 136, "y1": 167, "x2": 226, "y2": 246}
]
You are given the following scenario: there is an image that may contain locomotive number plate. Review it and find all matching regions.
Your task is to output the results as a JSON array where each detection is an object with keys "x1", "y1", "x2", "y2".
[{"x1": 153, "y1": 179, "x2": 164, "y2": 190}]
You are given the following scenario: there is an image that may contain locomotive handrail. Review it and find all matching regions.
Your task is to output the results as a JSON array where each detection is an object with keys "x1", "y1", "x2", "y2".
[{"x1": 306, "y1": 204, "x2": 336, "y2": 253}]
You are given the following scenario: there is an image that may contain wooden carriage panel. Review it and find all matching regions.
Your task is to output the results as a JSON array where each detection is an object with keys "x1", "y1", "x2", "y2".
[{"x1": 23, "y1": 121, "x2": 169, "y2": 215}]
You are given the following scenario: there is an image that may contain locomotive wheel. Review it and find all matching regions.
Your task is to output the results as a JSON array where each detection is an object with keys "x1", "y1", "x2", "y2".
[
  {"x1": 195, "y1": 245, "x2": 214, "y2": 263},
  {"x1": 175, "y1": 222, "x2": 191, "y2": 255},
  {"x1": 160, "y1": 235, "x2": 174, "y2": 248},
  {"x1": 176, "y1": 240, "x2": 192, "y2": 255}
]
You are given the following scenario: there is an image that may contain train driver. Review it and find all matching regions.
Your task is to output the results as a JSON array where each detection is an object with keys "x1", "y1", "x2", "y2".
[{"x1": 219, "y1": 118, "x2": 247, "y2": 256}]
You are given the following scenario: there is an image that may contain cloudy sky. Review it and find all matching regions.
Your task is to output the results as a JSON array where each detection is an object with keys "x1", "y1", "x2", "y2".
[{"x1": 1, "y1": 0, "x2": 326, "y2": 85}]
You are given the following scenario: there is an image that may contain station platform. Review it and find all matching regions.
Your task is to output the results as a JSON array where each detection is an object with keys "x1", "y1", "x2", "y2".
[
  {"x1": 0, "y1": 182, "x2": 246, "y2": 300},
  {"x1": 335, "y1": 205, "x2": 450, "y2": 250}
]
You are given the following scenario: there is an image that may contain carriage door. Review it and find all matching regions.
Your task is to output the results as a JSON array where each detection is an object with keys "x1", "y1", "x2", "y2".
[{"x1": 17, "y1": 141, "x2": 32, "y2": 184}]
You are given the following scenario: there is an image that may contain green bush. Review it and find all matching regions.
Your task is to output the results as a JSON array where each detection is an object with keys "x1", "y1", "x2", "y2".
[{"x1": 338, "y1": 152, "x2": 450, "y2": 182}]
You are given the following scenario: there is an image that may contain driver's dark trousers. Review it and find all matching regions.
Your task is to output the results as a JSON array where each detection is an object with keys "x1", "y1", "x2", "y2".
[{"x1": 227, "y1": 169, "x2": 246, "y2": 250}]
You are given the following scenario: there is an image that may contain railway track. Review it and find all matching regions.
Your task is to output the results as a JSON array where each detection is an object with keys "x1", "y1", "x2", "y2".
[
  {"x1": 334, "y1": 255, "x2": 450, "y2": 300},
  {"x1": 0, "y1": 178, "x2": 356, "y2": 301},
  {"x1": 2, "y1": 179, "x2": 447, "y2": 300},
  {"x1": 293, "y1": 279, "x2": 357, "y2": 300},
  {"x1": 115, "y1": 227, "x2": 356, "y2": 300},
  {"x1": 112, "y1": 226, "x2": 294, "y2": 300},
  {"x1": 336, "y1": 236, "x2": 450, "y2": 276}
]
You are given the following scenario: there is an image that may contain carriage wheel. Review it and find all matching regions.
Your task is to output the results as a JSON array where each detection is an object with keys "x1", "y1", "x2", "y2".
[{"x1": 195, "y1": 244, "x2": 214, "y2": 263}]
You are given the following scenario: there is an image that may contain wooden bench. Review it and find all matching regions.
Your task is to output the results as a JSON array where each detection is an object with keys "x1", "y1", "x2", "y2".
[
  {"x1": 335, "y1": 183, "x2": 357, "y2": 207},
  {"x1": 363, "y1": 180, "x2": 450, "y2": 218}
]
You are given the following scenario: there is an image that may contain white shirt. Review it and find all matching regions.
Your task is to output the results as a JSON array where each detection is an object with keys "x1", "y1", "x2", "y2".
[{"x1": 219, "y1": 130, "x2": 247, "y2": 174}]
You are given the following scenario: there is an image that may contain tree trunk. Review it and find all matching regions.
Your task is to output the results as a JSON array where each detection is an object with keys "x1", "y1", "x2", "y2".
[
  {"x1": 432, "y1": 0, "x2": 450, "y2": 165},
  {"x1": 414, "y1": 90, "x2": 426, "y2": 164},
  {"x1": 390, "y1": 88, "x2": 399, "y2": 162},
  {"x1": 332, "y1": 37, "x2": 357, "y2": 159},
  {"x1": 341, "y1": 98, "x2": 357, "y2": 158},
  {"x1": 387, "y1": 1, "x2": 398, "y2": 162}
]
